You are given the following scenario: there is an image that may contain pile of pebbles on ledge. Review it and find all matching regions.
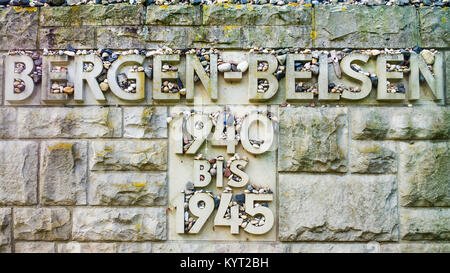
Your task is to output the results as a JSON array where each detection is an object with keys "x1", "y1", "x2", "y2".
[
  {"x1": 181, "y1": 153, "x2": 273, "y2": 233},
  {"x1": 165, "y1": 108, "x2": 278, "y2": 151},
  {"x1": 1, "y1": 0, "x2": 448, "y2": 8}
]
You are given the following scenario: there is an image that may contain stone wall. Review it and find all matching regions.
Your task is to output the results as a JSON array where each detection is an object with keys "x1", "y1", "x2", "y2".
[{"x1": 0, "y1": 4, "x2": 449, "y2": 253}]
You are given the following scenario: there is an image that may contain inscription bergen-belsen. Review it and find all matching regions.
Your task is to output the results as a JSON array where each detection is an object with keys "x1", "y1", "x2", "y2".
[{"x1": 4, "y1": 50, "x2": 444, "y2": 104}]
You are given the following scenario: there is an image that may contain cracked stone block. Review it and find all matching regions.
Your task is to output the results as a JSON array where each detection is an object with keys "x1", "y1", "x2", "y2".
[
  {"x1": 90, "y1": 140, "x2": 168, "y2": 171},
  {"x1": 124, "y1": 107, "x2": 167, "y2": 139},
  {"x1": 146, "y1": 5, "x2": 201, "y2": 26},
  {"x1": 0, "y1": 141, "x2": 38, "y2": 205},
  {"x1": 398, "y1": 141, "x2": 450, "y2": 207},
  {"x1": 0, "y1": 7, "x2": 38, "y2": 49},
  {"x1": 17, "y1": 107, "x2": 122, "y2": 138},
  {"x1": 202, "y1": 5, "x2": 312, "y2": 26},
  {"x1": 278, "y1": 107, "x2": 348, "y2": 173},
  {"x1": 88, "y1": 172, "x2": 167, "y2": 206},
  {"x1": 40, "y1": 4, "x2": 144, "y2": 27},
  {"x1": 419, "y1": 7, "x2": 450, "y2": 48},
  {"x1": 14, "y1": 208, "x2": 71, "y2": 241},
  {"x1": 15, "y1": 242, "x2": 56, "y2": 253},
  {"x1": 351, "y1": 106, "x2": 450, "y2": 140},
  {"x1": 40, "y1": 141, "x2": 88, "y2": 205},
  {"x1": 0, "y1": 108, "x2": 16, "y2": 138},
  {"x1": 400, "y1": 208, "x2": 450, "y2": 241},
  {"x1": 350, "y1": 141, "x2": 397, "y2": 174},
  {"x1": 381, "y1": 243, "x2": 450, "y2": 253},
  {"x1": 315, "y1": 6, "x2": 419, "y2": 48},
  {"x1": 0, "y1": 208, "x2": 12, "y2": 253},
  {"x1": 72, "y1": 208, "x2": 166, "y2": 242},
  {"x1": 279, "y1": 174, "x2": 399, "y2": 242}
]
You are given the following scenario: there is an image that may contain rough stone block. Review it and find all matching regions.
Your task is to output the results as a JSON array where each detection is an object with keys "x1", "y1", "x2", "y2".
[
  {"x1": 40, "y1": 4, "x2": 144, "y2": 27},
  {"x1": 0, "y1": 108, "x2": 16, "y2": 138},
  {"x1": 400, "y1": 208, "x2": 450, "y2": 241},
  {"x1": 97, "y1": 26, "x2": 186, "y2": 49},
  {"x1": 419, "y1": 7, "x2": 450, "y2": 48},
  {"x1": 0, "y1": 141, "x2": 38, "y2": 205},
  {"x1": 315, "y1": 6, "x2": 419, "y2": 48},
  {"x1": 350, "y1": 141, "x2": 397, "y2": 174},
  {"x1": 124, "y1": 107, "x2": 167, "y2": 139},
  {"x1": 0, "y1": 208, "x2": 12, "y2": 253},
  {"x1": 72, "y1": 208, "x2": 166, "y2": 242},
  {"x1": 88, "y1": 172, "x2": 167, "y2": 206},
  {"x1": 202, "y1": 5, "x2": 312, "y2": 26},
  {"x1": 152, "y1": 242, "x2": 287, "y2": 253},
  {"x1": 57, "y1": 242, "x2": 116, "y2": 253},
  {"x1": 279, "y1": 174, "x2": 398, "y2": 241},
  {"x1": 15, "y1": 242, "x2": 56, "y2": 253},
  {"x1": 278, "y1": 107, "x2": 348, "y2": 173},
  {"x1": 351, "y1": 106, "x2": 450, "y2": 140},
  {"x1": 17, "y1": 107, "x2": 122, "y2": 138},
  {"x1": 39, "y1": 26, "x2": 96, "y2": 49},
  {"x1": 0, "y1": 7, "x2": 38, "y2": 49},
  {"x1": 398, "y1": 141, "x2": 450, "y2": 207},
  {"x1": 14, "y1": 208, "x2": 71, "y2": 241},
  {"x1": 242, "y1": 25, "x2": 312, "y2": 48},
  {"x1": 40, "y1": 141, "x2": 88, "y2": 205},
  {"x1": 146, "y1": 5, "x2": 201, "y2": 25},
  {"x1": 90, "y1": 140, "x2": 168, "y2": 171}
]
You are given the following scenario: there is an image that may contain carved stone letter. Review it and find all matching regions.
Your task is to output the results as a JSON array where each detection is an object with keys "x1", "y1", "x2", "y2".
[
  {"x1": 409, "y1": 52, "x2": 444, "y2": 101},
  {"x1": 286, "y1": 54, "x2": 313, "y2": 102},
  {"x1": 248, "y1": 54, "x2": 279, "y2": 102},
  {"x1": 152, "y1": 54, "x2": 180, "y2": 102},
  {"x1": 5, "y1": 55, "x2": 34, "y2": 102},
  {"x1": 74, "y1": 55, "x2": 105, "y2": 102},
  {"x1": 107, "y1": 55, "x2": 145, "y2": 101},
  {"x1": 340, "y1": 53, "x2": 372, "y2": 100},
  {"x1": 185, "y1": 54, "x2": 218, "y2": 102}
]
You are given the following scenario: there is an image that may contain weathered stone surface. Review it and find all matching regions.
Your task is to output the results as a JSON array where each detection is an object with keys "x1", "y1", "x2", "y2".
[
  {"x1": 88, "y1": 172, "x2": 167, "y2": 206},
  {"x1": 146, "y1": 5, "x2": 201, "y2": 25},
  {"x1": 152, "y1": 242, "x2": 287, "y2": 253},
  {"x1": 350, "y1": 141, "x2": 397, "y2": 174},
  {"x1": 202, "y1": 5, "x2": 312, "y2": 26},
  {"x1": 0, "y1": 7, "x2": 38, "y2": 49},
  {"x1": 419, "y1": 7, "x2": 450, "y2": 48},
  {"x1": 40, "y1": 4, "x2": 144, "y2": 27},
  {"x1": 446, "y1": 52, "x2": 450, "y2": 105},
  {"x1": 279, "y1": 174, "x2": 398, "y2": 241},
  {"x1": 14, "y1": 208, "x2": 71, "y2": 241},
  {"x1": 398, "y1": 142, "x2": 450, "y2": 207},
  {"x1": 278, "y1": 107, "x2": 348, "y2": 173},
  {"x1": 116, "y1": 242, "x2": 152, "y2": 253},
  {"x1": 315, "y1": 6, "x2": 419, "y2": 48},
  {"x1": 39, "y1": 26, "x2": 96, "y2": 49},
  {"x1": 72, "y1": 208, "x2": 166, "y2": 242},
  {"x1": 351, "y1": 107, "x2": 450, "y2": 140},
  {"x1": 0, "y1": 108, "x2": 16, "y2": 138},
  {"x1": 0, "y1": 141, "x2": 38, "y2": 205},
  {"x1": 57, "y1": 242, "x2": 116, "y2": 253},
  {"x1": 381, "y1": 243, "x2": 450, "y2": 253},
  {"x1": 15, "y1": 242, "x2": 56, "y2": 253},
  {"x1": 187, "y1": 26, "x2": 243, "y2": 48},
  {"x1": 17, "y1": 107, "x2": 122, "y2": 138},
  {"x1": 40, "y1": 141, "x2": 88, "y2": 205},
  {"x1": 0, "y1": 208, "x2": 12, "y2": 253},
  {"x1": 289, "y1": 242, "x2": 381, "y2": 253},
  {"x1": 400, "y1": 208, "x2": 450, "y2": 241},
  {"x1": 124, "y1": 107, "x2": 167, "y2": 139},
  {"x1": 97, "y1": 26, "x2": 186, "y2": 49},
  {"x1": 90, "y1": 140, "x2": 167, "y2": 171},
  {"x1": 242, "y1": 25, "x2": 312, "y2": 48}
]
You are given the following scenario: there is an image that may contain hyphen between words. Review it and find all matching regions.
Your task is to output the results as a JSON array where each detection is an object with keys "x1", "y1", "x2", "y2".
[{"x1": 4, "y1": 49, "x2": 444, "y2": 103}]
